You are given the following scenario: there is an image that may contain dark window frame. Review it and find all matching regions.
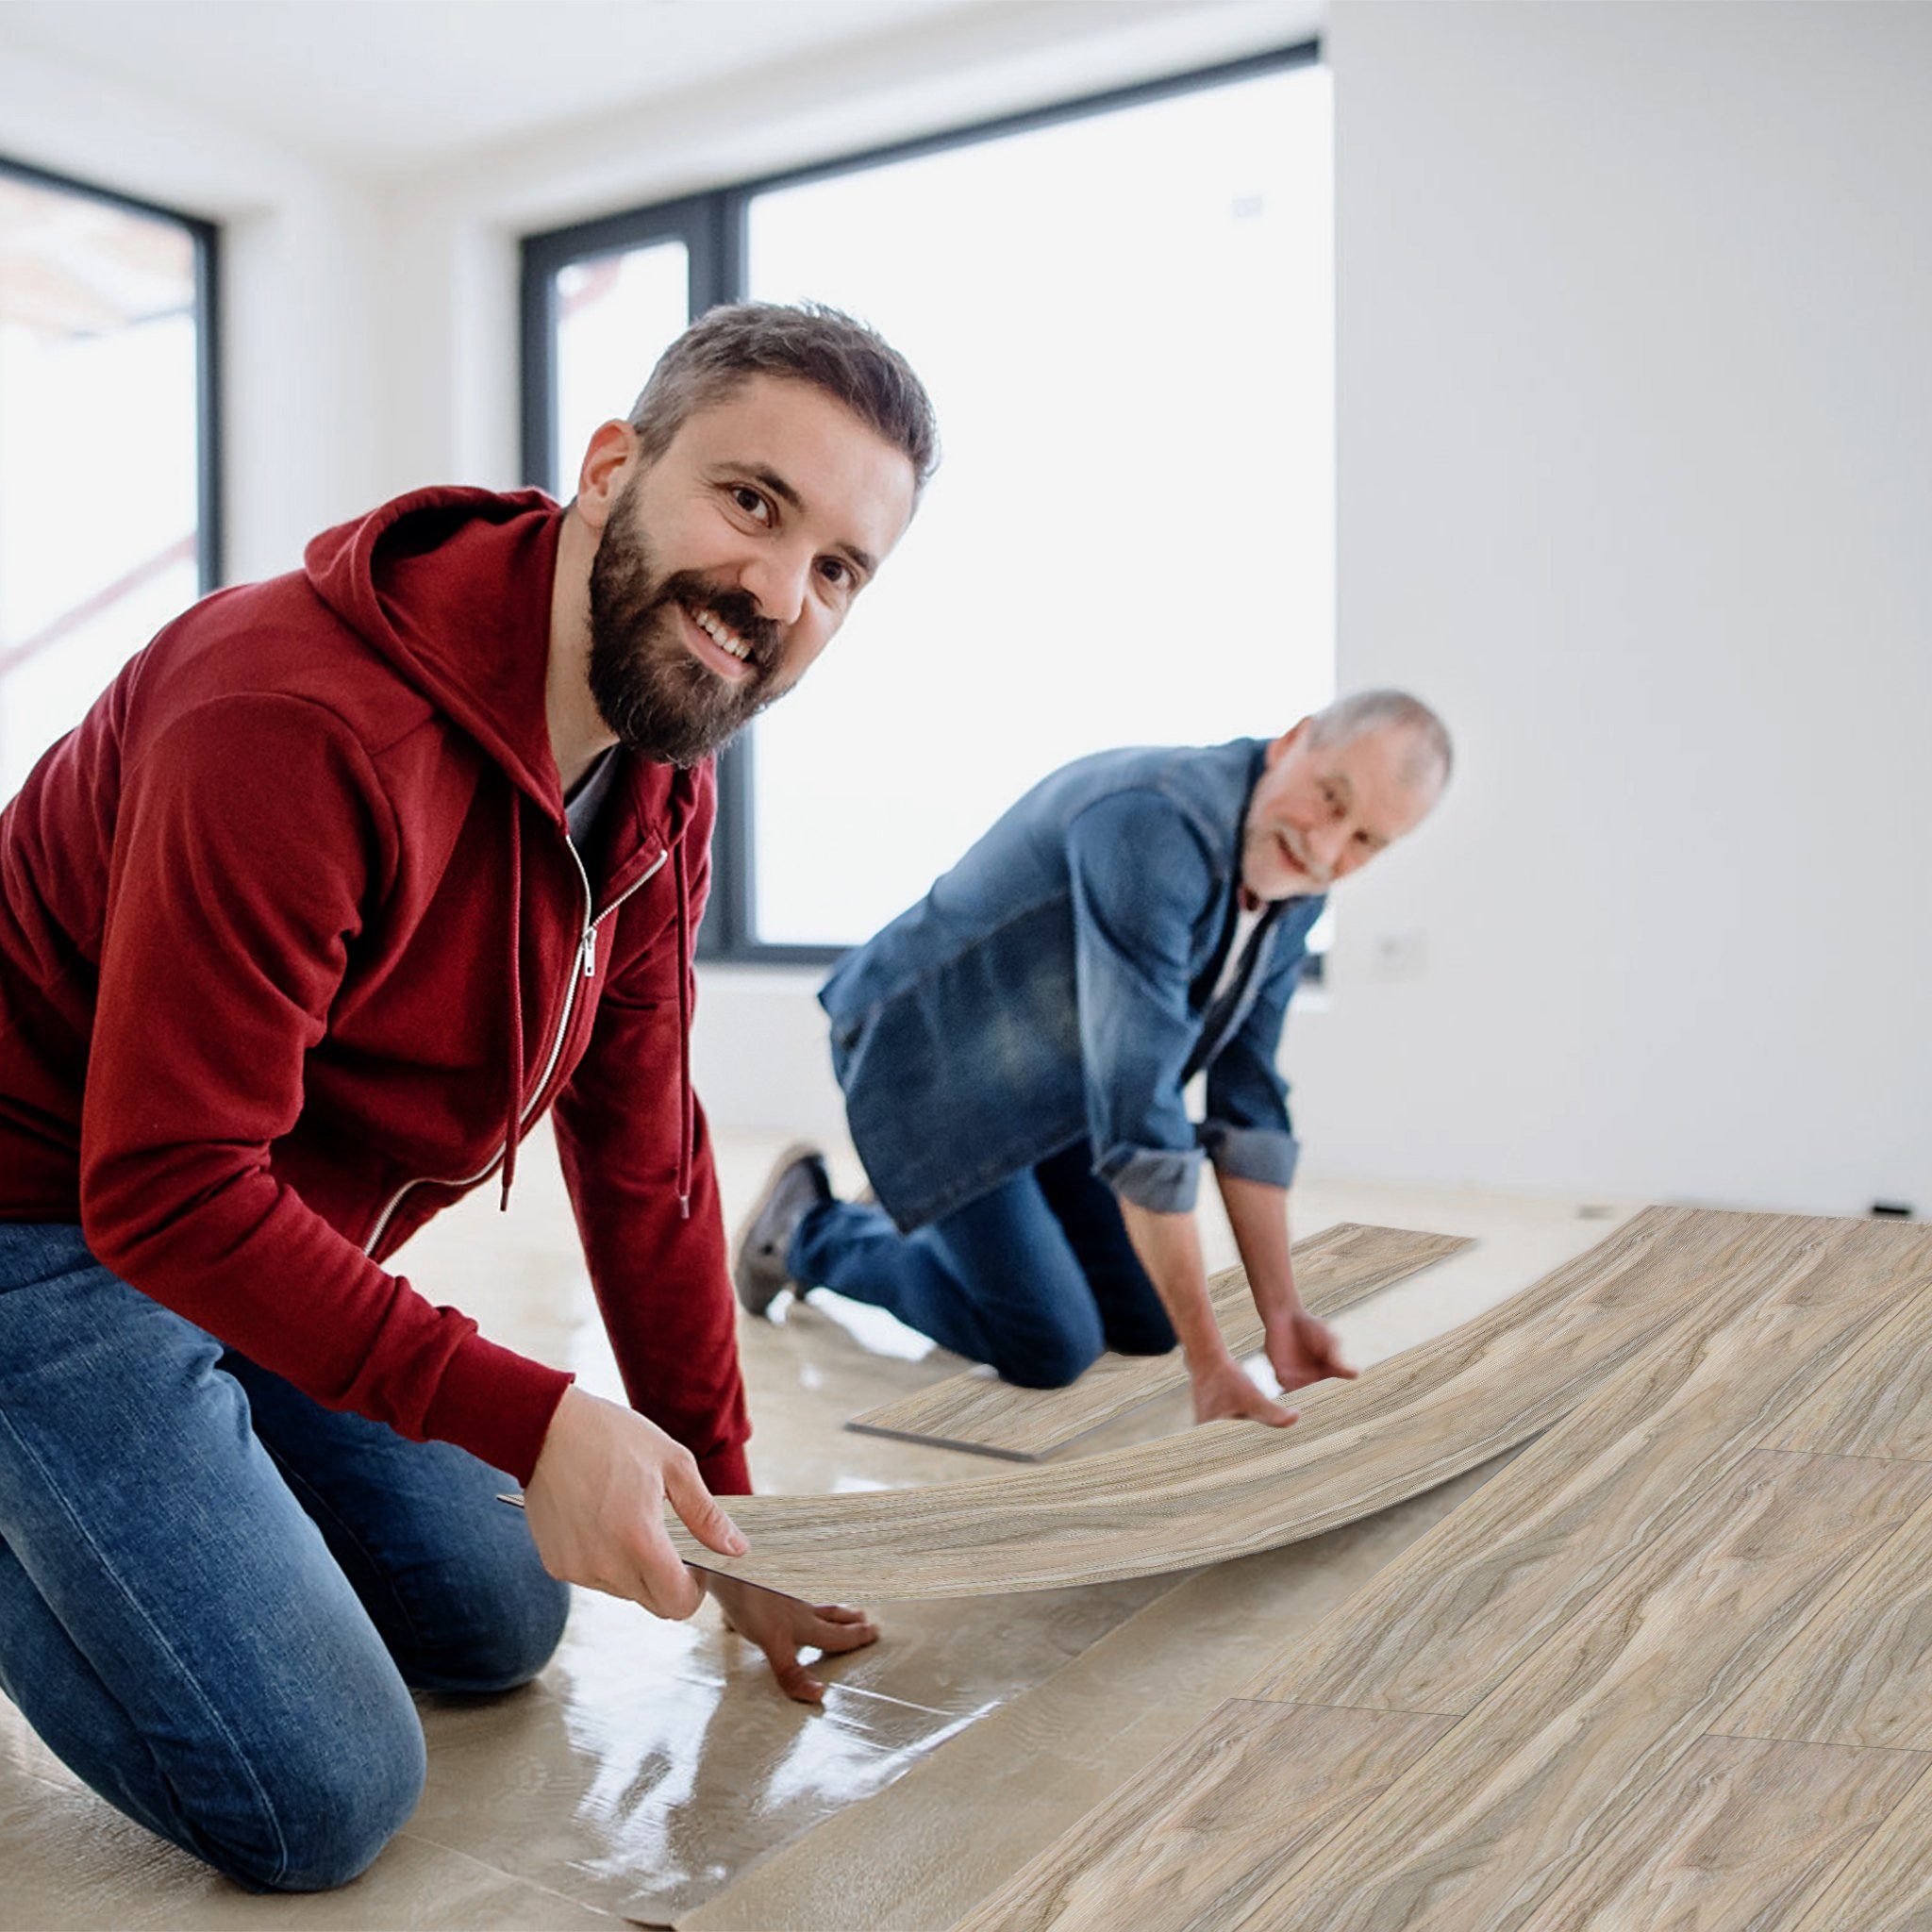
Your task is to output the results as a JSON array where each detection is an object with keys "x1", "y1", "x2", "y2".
[
  {"x1": 0, "y1": 152, "x2": 224, "y2": 594},
  {"x1": 520, "y1": 41, "x2": 1322, "y2": 968}
]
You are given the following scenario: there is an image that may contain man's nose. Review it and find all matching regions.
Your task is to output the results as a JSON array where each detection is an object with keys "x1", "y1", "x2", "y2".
[
  {"x1": 1307, "y1": 823, "x2": 1350, "y2": 875},
  {"x1": 740, "y1": 546, "x2": 810, "y2": 626}
]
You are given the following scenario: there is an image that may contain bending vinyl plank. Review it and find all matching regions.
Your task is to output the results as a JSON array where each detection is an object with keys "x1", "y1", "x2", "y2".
[
  {"x1": 1213, "y1": 1451, "x2": 1932, "y2": 1932},
  {"x1": 1248, "y1": 1214, "x2": 1932, "y2": 1714},
  {"x1": 846, "y1": 1224, "x2": 1472, "y2": 1460},
  {"x1": 1519, "y1": 1734, "x2": 1930, "y2": 1932},
  {"x1": 1775, "y1": 1286, "x2": 1932, "y2": 1461},
  {"x1": 947, "y1": 1699, "x2": 1455, "y2": 1932},
  {"x1": 1715, "y1": 1485, "x2": 1932, "y2": 1753},
  {"x1": 671, "y1": 1207, "x2": 1793, "y2": 1603},
  {"x1": 1785, "y1": 1761, "x2": 1932, "y2": 1932}
]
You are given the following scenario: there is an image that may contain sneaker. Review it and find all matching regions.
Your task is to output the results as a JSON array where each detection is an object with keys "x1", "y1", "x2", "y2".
[{"x1": 731, "y1": 1142, "x2": 833, "y2": 1317}]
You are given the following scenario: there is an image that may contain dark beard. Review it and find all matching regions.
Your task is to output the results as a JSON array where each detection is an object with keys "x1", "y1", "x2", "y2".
[{"x1": 586, "y1": 488, "x2": 783, "y2": 767}]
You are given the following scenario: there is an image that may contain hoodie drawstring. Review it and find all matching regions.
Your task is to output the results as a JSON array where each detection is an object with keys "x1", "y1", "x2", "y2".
[
  {"x1": 500, "y1": 788, "x2": 524, "y2": 1211},
  {"x1": 497, "y1": 774, "x2": 694, "y2": 1221},
  {"x1": 674, "y1": 831, "x2": 693, "y2": 1221}
]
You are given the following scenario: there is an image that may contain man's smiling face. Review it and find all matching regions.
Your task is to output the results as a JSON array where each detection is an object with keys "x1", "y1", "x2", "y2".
[
  {"x1": 586, "y1": 374, "x2": 918, "y2": 765},
  {"x1": 1241, "y1": 718, "x2": 1444, "y2": 902}
]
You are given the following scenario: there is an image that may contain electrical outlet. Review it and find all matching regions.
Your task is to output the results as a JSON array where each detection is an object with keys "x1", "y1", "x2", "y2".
[{"x1": 1369, "y1": 929, "x2": 1428, "y2": 978}]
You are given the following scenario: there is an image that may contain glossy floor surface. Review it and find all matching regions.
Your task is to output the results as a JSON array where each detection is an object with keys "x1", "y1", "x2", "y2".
[{"x1": 0, "y1": 1126, "x2": 1638, "y2": 1928}]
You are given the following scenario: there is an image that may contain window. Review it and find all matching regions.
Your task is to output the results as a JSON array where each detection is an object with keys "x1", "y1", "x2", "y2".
[
  {"x1": 524, "y1": 47, "x2": 1330, "y2": 963},
  {"x1": 0, "y1": 158, "x2": 220, "y2": 802}
]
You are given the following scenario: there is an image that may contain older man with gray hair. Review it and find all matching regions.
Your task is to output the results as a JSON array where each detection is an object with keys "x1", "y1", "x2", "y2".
[{"x1": 734, "y1": 691, "x2": 1452, "y2": 1427}]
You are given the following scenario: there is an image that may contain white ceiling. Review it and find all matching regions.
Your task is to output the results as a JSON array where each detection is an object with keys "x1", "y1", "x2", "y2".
[{"x1": 0, "y1": 0, "x2": 1008, "y2": 172}]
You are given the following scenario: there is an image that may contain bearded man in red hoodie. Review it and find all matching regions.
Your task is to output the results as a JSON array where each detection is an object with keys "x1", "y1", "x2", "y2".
[{"x1": 0, "y1": 302, "x2": 933, "y2": 1890}]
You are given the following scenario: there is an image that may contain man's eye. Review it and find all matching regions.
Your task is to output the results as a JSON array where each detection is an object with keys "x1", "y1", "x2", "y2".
[
  {"x1": 731, "y1": 486, "x2": 771, "y2": 523},
  {"x1": 819, "y1": 558, "x2": 852, "y2": 589}
]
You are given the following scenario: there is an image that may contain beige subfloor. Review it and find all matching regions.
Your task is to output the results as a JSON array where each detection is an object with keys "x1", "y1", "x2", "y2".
[{"x1": 0, "y1": 1124, "x2": 1639, "y2": 1928}]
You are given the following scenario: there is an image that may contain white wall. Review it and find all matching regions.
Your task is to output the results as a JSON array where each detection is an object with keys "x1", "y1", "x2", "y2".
[{"x1": 1286, "y1": 0, "x2": 1932, "y2": 1215}]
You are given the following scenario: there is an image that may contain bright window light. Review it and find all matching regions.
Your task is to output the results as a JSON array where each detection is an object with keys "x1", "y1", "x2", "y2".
[
  {"x1": 552, "y1": 241, "x2": 689, "y2": 492},
  {"x1": 744, "y1": 63, "x2": 1334, "y2": 947},
  {"x1": 0, "y1": 172, "x2": 207, "y2": 801}
]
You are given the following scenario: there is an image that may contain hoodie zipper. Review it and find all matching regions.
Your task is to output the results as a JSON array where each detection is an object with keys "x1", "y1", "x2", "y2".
[{"x1": 360, "y1": 844, "x2": 670, "y2": 1257}]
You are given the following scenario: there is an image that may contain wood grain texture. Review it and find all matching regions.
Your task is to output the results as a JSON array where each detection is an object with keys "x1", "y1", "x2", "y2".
[
  {"x1": 670, "y1": 1208, "x2": 1833, "y2": 1603},
  {"x1": 1715, "y1": 1486, "x2": 1932, "y2": 1752},
  {"x1": 1247, "y1": 1214, "x2": 1932, "y2": 1714},
  {"x1": 947, "y1": 1699, "x2": 1455, "y2": 1932},
  {"x1": 1519, "y1": 1733, "x2": 1930, "y2": 1932},
  {"x1": 678, "y1": 1455, "x2": 1520, "y2": 1932},
  {"x1": 1775, "y1": 1282, "x2": 1932, "y2": 1460},
  {"x1": 1215, "y1": 1451, "x2": 1932, "y2": 1932},
  {"x1": 846, "y1": 1224, "x2": 1472, "y2": 1459},
  {"x1": 1785, "y1": 1760, "x2": 1932, "y2": 1932}
]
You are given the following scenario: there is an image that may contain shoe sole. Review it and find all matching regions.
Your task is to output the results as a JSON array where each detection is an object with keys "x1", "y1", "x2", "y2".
[{"x1": 730, "y1": 1139, "x2": 827, "y2": 1317}]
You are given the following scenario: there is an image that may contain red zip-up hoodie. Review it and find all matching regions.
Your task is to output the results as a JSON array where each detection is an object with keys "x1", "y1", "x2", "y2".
[{"x1": 0, "y1": 488, "x2": 751, "y2": 1491}]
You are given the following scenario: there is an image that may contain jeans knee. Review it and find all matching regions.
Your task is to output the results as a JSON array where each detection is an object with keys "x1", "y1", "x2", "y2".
[
  {"x1": 209, "y1": 1708, "x2": 426, "y2": 1893},
  {"x1": 1105, "y1": 1317, "x2": 1178, "y2": 1358},
  {"x1": 994, "y1": 1328, "x2": 1103, "y2": 1390},
  {"x1": 406, "y1": 1554, "x2": 570, "y2": 1695}
]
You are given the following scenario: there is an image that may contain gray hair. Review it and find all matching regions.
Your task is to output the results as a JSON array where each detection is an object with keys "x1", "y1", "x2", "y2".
[
  {"x1": 627, "y1": 300, "x2": 940, "y2": 493},
  {"x1": 1307, "y1": 689, "x2": 1454, "y2": 790}
]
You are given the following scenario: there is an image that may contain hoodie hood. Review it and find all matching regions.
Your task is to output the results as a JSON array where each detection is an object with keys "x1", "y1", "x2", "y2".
[{"x1": 305, "y1": 485, "x2": 571, "y2": 821}]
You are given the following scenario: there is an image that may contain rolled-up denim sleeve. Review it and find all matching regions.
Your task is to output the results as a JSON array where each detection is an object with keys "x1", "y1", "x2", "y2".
[
  {"x1": 1065, "y1": 791, "x2": 1218, "y2": 1215},
  {"x1": 1198, "y1": 918, "x2": 1313, "y2": 1189}
]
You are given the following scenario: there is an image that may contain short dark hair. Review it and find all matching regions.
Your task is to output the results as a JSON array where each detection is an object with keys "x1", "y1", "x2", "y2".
[{"x1": 627, "y1": 301, "x2": 940, "y2": 493}]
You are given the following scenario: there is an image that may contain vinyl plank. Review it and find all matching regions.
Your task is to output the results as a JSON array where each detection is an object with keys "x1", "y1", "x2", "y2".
[
  {"x1": 668, "y1": 1208, "x2": 1834, "y2": 1603},
  {"x1": 1519, "y1": 1733, "x2": 1930, "y2": 1932},
  {"x1": 1784, "y1": 1761, "x2": 1932, "y2": 1931},
  {"x1": 1715, "y1": 1484, "x2": 1932, "y2": 1752},
  {"x1": 1217, "y1": 1450, "x2": 1932, "y2": 1932},
  {"x1": 845, "y1": 1224, "x2": 1472, "y2": 1459},
  {"x1": 1774, "y1": 1282, "x2": 1932, "y2": 1460},
  {"x1": 946, "y1": 1699, "x2": 1456, "y2": 1932},
  {"x1": 1247, "y1": 1215, "x2": 1932, "y2": 1713},
  {"x1": 677, "y1": 1453, "x2": 1519, "y2": 1932}
]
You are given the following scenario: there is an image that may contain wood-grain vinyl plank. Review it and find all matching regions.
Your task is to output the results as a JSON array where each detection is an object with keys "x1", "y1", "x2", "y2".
[
  {"x1": 671, "y1": 1207, "x2": 1778, "y2": 1602},
  {"x1": 846, "y1": 1224, "x2": 1472, "y2": 1460},
  {"x1": 1774, "y1": 1282, "x2": 1932, "y2": 1460},
  {"x1": 947, "y1": 1700, "x2": 1455, "y2": 1932},
  {"x1": 1216, "y1": 1452, "x2": 1932, "y2": 1932},
  {"x1": 1784, "y1": 1762, "x2": 1932, "y2": 1932},
  {"x1": 1714, "y1": 1487, "x2": 1932, "y2": 1752},
  {"x1": 1518, "y1": 1734, "x2": 1930, "y2": 1932},
  {"x1": 1247, "y1": 1214, "x2": 1932, "y2": 1713}
]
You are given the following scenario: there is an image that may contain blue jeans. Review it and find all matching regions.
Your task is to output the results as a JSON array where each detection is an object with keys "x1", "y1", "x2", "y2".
[
  {"x1": 0, "y1": 1224, "x2": 569, "y2": 1892},
  {"x1": 791, "y1": 1142, "x2": 1176, "y2": 1386}
]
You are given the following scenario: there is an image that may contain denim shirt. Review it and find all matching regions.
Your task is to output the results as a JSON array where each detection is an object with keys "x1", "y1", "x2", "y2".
[{"x1": 820, "y1": 740, "x2": 1326, "y2": 1232}]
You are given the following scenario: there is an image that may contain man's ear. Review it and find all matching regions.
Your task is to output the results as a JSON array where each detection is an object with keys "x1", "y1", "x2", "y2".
[
  {"x1": 1266, "y1": 716, "x2": 1313, "y2": 768},
  {"x1": 574, "y1": 420, "x2": 639, "y2": 533}
]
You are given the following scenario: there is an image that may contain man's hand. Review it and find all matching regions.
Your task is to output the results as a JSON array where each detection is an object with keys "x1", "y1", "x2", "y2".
[
  {"x1": 1265, "y1": 1310, "x2": 1358, "y2": 1394},
  {"x1": 522, "y1": 1386, "x2": 746, "y2": 1619},
  {"x1": 1191, "y1": 1352, "x2": 1300, "y2": 1428},
  {"x1": 707, "y1": 1574, "x2": 880, "y2": 1704}
]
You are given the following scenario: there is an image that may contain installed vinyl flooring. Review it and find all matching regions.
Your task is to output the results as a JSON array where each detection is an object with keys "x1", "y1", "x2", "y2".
[
  {"x1": 956, "y1": 1211, "x2": 1932, "y2": 1932},
  {"x1": 846, "y1": 1224, "x2": 1471, "y2": 1459},
  {"x1": 0, "y1": 1132, "x2": 1652, "y2": 1929}
]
